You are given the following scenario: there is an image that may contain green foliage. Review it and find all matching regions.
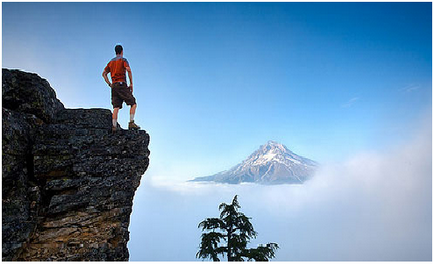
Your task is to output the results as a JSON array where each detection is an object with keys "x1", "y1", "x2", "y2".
[{"x1": 197, "y1": 195, "x2": 279, "y2": 261}]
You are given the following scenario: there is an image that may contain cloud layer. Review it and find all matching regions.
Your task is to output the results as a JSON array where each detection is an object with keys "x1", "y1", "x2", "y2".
[{"x1": 129, "y1": 114, "x2": 431, "y2": 261}]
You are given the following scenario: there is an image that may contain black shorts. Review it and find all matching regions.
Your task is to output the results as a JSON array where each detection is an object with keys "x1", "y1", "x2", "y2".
[{"x1": 111, "y1": 82, "x2": 136, "y2": 109}]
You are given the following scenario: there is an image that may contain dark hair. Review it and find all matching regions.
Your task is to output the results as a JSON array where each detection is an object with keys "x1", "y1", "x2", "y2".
[{"x1": 115, "y1": 45, "x2": 123, "y2": 55}]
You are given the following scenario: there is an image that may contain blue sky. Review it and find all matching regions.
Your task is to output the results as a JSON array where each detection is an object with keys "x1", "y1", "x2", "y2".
[
  {"x1": 2, "y1": 2, "x2": 432, "y2": 261},
  {"x1": 3, "y1": 2, "x2": 431, "y2": 171}
]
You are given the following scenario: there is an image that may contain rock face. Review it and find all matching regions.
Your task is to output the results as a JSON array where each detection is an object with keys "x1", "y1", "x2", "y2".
[
  {"x1": 2, "y1": 69, "x2": 150, "y2": 261},
  {"x1": 192, "y1": 141, "x2": 318, "y2": 184}
]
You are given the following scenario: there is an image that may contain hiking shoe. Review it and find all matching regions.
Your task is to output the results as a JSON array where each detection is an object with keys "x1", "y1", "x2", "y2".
[
  {"x1": 112, "y1": 126, "x2": 117, "y2": 133},
  {"x1": 128, "y1": 120, "x2": 140, "y2": 130}
]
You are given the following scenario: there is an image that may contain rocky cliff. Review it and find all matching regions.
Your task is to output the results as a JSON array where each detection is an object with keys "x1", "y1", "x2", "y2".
[{"x1": 2, "y1": 69, "x2": 150, "y2": 261}]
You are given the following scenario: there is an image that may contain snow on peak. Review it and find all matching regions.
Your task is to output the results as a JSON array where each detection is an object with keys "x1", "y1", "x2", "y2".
[
  {"x1": 245, "y1": 141, "x2": 301, "y2": 166},
  {"x1": 261, "y1": 141, "x2": 293, "y2": 155},
  {"x1": 192, "y1": 140, "x2": 319, "y2": 184}
]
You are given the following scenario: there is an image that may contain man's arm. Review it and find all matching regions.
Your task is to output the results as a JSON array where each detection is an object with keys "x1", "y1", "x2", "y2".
[
  {"x1": 126, "y1": 66, "x2": 133, "y2": 92},
  {"x1": 102, "y1": 71, "x2": 112, "y2": 88}
]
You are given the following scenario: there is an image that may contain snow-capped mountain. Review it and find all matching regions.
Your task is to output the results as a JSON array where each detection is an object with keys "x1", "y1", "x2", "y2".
[{"x1": 192, "y1": 141, "x2": 319, "y2": 184}]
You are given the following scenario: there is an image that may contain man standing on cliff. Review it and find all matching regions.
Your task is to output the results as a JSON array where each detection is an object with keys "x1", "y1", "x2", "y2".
[{"x1": 102, "y1": 44, "x2": 140, "y2": 132}]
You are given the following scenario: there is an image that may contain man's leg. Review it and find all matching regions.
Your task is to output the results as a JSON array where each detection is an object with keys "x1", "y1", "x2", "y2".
[
  {"x1": 128, "y1": 104, "x2": 140, "y2": 129},
  {"x1": 129, "y1": 104, "x2": 137, "y2": 122},
  {"x1": 113, "y1": 107, "x2": 120, "y2": 128}
]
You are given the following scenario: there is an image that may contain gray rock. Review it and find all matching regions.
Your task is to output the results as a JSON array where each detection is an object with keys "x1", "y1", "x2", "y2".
[
  {"x1": 2, "y1": 69, "x2": 64, "y2": 123},
  {"x1": 2, "y1": 69, "x2": 150, "y2": 261}
]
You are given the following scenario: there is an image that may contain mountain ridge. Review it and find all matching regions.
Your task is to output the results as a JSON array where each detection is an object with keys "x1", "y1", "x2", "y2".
[{"x1": 192, "y1": 141, "x2": 318, "y2": 184}]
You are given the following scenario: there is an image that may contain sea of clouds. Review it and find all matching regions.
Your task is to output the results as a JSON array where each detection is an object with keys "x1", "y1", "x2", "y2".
[{"x1": 128, "y1": 114, "x2": 431, "y2": 261}]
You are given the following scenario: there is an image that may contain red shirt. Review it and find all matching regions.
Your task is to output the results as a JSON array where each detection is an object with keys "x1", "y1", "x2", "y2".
[{"x1": 104, "y1": 56, "x2": 130, "y2": 83}]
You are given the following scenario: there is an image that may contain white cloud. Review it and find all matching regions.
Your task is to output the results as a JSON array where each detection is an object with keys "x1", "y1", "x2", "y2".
[
  {"x1": 341, "y1": 97, "x2": 360, "y2": 108},
  {"x1": 130, "y1": 112, "x2": 432, "y2": 261},
  {"x1": 400, "y1": 84, "x2": 421, "y2": 93}
]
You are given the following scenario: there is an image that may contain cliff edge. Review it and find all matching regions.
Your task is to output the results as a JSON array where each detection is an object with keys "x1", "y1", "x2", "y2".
[{"x1": 2, "y1": 69, "x2": 150, "y2": 261}]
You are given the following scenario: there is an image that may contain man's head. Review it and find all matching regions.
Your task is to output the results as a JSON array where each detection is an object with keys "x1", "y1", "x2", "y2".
[{"x1": 115, "y1": 45, "x2": 123, "y2": 55}]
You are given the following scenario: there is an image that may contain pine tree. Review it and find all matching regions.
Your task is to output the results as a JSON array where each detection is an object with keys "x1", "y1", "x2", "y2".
[{"x1": 197, "y1": 195, "x2": 279, "y2": 261}]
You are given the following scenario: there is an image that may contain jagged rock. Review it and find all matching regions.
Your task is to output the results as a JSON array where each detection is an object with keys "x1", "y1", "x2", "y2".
[
  {"x1": 2, "y1": 69, "x2": 150, "y2": 261},
  {"x1": 2, "y1": 69, "x2": 64, "y2": 123}
]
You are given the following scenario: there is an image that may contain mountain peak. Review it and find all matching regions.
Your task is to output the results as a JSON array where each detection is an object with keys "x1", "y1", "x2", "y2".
[
  {"x1": 192, "y1": 141, "x2": 318, "y2": 184},
  {"x1": 261, "y1": 140, "x2": 290, "y2": 154},
  {"x1": 267, "y1": 140, "x2": 280, "y2": 145},
  {"x1": 265, "y1": 140, "x2": 285, "y2": 148}
]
